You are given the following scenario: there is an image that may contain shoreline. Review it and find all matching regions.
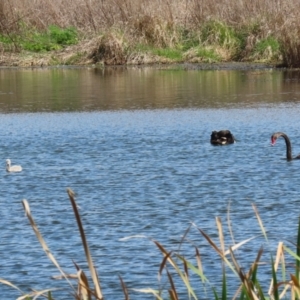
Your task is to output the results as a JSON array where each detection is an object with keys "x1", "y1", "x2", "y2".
[
  {"x1": 0, "y1": 42, "x2": 282, "y2": 70},
  {"x1": 0, "y1": 54, "x2": 280, "y2": 71}
]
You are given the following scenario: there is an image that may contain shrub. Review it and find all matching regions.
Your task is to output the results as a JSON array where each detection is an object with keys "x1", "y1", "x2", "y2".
[
  {"x1": 20, "y1": 25, "x2": 78, "y2": 52},
  {"x1": 200, "y1": 21, "x2": 242, "y2": 56},
  {"x1": 252, "y1": 36, "x2": 281, "y2": 62},
  {"x1": 49, "y1": 25, "x2": 77, "y2": 45}
]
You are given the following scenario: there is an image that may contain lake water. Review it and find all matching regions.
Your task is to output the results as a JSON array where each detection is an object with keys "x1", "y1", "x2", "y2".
[{"x1": 1, "y1": 65, "x2": 300, "y2": 299}]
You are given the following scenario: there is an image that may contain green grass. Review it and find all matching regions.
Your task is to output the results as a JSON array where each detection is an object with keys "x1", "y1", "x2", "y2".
[
  {"x1": 177, "y1": 28, "x2": 200, "y2": 51},
  {"x1": 253, "y1": 36, "x2": 280, "y2": 61},
  {"x1": 22, "y1": 25, "x2": 77, "y2": 52},
  {"x1": 0, "y1": 25, "x2": 78, "y2": 52},
  {"x1": 152, "y1": 48, "x2": 183, "y2": 61},
  {"x1": 200, "y1": 21, "x2": 241, "y2": 51},
  {"x1": 134, "y1": 44, "x2": 219, "y2": 63}
]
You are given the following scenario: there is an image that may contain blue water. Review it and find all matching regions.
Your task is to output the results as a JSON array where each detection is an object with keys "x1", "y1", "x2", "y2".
[{"x1": 1, "y1": 67, "x2": 300, "y2": 299}]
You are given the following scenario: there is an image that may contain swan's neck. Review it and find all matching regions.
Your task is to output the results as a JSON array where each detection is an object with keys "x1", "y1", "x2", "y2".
[{"x1": 281, "y1": 133, "x2": 292, "y2": 160}]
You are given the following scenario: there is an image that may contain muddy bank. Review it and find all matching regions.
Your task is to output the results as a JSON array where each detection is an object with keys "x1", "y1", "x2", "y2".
[
  {"x1": 0, "y1": 52, "x2": 279, "y2": 71},
  {"x1": 0, "y1": 37, "x2": 282, "y2": 70},
  {"x1": 0, "y1": 47, "x2": 283, "y2": 70},
  {"x1": 130, "y1": 62, "x2": 279, "y2": 70}
]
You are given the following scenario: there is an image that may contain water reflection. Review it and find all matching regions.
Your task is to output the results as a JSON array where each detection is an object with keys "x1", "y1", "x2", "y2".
[{"x1": 1, "y1": 66, "x2": 300, "y2": 112}]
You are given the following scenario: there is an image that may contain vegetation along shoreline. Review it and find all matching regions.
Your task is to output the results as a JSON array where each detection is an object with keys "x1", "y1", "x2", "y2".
[{"x1": 1, "y1": 0, "x2": 300, "y2": 68}]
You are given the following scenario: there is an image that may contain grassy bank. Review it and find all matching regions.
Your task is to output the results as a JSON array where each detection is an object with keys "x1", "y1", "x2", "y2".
[{"x1": 0, "y1": 0, "x2": 300, "y2": 67}]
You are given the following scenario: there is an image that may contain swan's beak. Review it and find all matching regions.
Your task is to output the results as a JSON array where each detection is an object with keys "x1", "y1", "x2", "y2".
[{"x1": 271, "y1": 137, "x2": 276, "y2": 146}]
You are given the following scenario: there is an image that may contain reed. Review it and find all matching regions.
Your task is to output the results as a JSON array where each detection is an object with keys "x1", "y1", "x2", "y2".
[
  {"x1": 1, "y1": 190, "x2": 300, "y2": 299},
  {"x1": 1, "y1": 0, "x2": 300, "y2": 66},
  {"x1": 135, "y1": 203, "x2": 300, "y2": 299},
  {"x1": 0, "y1": 189, "x2": 105, "y2": 299}
]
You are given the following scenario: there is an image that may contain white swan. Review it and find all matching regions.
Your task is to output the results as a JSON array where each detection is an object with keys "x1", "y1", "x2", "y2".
[{"x1": 6, "y1": 159, "x2": 22, "y2": 172}]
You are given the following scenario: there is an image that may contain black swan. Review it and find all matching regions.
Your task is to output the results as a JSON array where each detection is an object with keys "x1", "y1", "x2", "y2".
[
  {"x1": 210, "y1": 130, "x2": 235, "y2": 145},
  {"x1": 271, "y1": 132, "x2": 300, "y2": 160}
]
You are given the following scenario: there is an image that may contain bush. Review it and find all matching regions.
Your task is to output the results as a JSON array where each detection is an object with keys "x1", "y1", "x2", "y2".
[{"x1": 20, "y1": 25, "x2": 78, "y2": 52}]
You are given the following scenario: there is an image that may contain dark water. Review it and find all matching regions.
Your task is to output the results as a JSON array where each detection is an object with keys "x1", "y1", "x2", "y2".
[{"x1": 1, "y1": 66, "x2": 300, "y2": 299}]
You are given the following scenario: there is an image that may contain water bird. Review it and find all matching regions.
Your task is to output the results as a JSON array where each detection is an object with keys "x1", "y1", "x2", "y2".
[
  {"x1": 210, "y1": 130, "x2": 235, "y2": 145},
  {"x1": 6, "y1": 159, "x2": 22, "y2": 172},
  {"x1": 271, "y1": 132, "x2": 300, "y2": 160}
]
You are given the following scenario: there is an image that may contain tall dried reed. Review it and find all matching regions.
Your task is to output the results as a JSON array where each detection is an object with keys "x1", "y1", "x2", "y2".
[
  {"x1": 0, "y1": 0, "x2": 296, "y2": 31},
  {"x1": 1, "y1": 0, "x2": 300, "y2": 65},
  {"x1": 1, "y1": 188, "x2": 300, "y2": 299},
  {"x1": 130, "y1": 204, "x2": 300, "y2": 299}
]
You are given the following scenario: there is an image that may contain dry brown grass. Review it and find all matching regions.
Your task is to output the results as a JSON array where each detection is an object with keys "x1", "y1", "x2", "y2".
[
  {"x1": 1, "y1": 0, "x2": 300, "y2": 66},
  {"x1": 1, "y1": 0, "x2": 297, "y2": 35}
]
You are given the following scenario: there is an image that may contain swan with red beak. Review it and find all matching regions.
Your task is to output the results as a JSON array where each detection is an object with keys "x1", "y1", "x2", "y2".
[{"x1": 271, "y1": 132, "x2": 300, "y2": 160}]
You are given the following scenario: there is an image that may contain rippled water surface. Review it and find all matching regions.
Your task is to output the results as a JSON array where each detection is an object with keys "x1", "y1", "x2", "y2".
[{"x1": 1, "y1": 66, "x2": 300, "y2": 298}]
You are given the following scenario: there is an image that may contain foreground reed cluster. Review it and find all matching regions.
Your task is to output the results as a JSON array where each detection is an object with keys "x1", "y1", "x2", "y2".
[
  {"x1": 1, "y1": 188, "x2": 300, "y2": 299},
  {"x1": 1, "y1": 0, "x2": 300, "y2": 66}
]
